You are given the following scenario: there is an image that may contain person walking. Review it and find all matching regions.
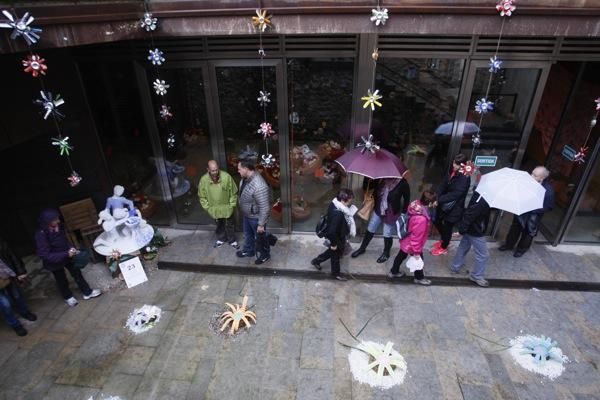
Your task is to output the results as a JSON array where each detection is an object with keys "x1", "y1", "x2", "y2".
[
  {"x1": 34, "y1": 208, "x2": 102, "y2": 307},
  {"x1": 311, "y1": 189, "x2": 357, "y2": 281},
  {"x1": 499, "y1": 166, "x2": 555, "y2": 257},
  {"x1": 199, "y1": 160, "x2": 239, "y2": 249},
  {"x1": 449, "y1": 191, "x2": 492, "y2": 287},
  {"x1": 236, "y1": 158, "x2": 272, "y2": 265},
  {"x1": 431, "y1": 153, "x2": 470, "y2": 256},
  {"x1": 351, "y1": 177, "x2": 410, "y2": 263},
  {"x1": 0, "y1": 237, "x2": 37, "y2": 336},
  {"x1": 387, "y1": 190, "x2": 437, "y2": 285}
]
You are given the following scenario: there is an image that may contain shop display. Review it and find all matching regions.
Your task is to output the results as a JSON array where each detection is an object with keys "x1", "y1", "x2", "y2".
[
  {"x1": 317, "y1": 140, "x2": 345, "y2": 160},
  {"x1": 291, "y1": 196, "x2": 311, "y2": 221},
  {"x1": 165, "y1": 160, "x2": 191, "y2": 198},
  {"x1": 292, "y1": 144, "x2": 320, "y2": 176}
]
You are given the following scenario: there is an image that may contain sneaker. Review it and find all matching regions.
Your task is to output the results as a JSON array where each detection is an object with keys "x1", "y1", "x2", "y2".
[
  {"x1": 214, "y1": 240, "x2": 225, "y2": 248},
  {"x1": 431, "y1": 240, "x2": 442, "y2": 250},
  {"x1": 13, "y1": 325, "x2": 27, "y2": 337},
  {"x1": 229, "y1": 241, "x2": 240, "y2": 249},
  {"x1": 255, "y1": 256, "x2": 270, "y2": 265},
  {"x1": 236, "y1": 250, "x2": 255, "y2": 258},
  {"x1": 311, "y1": 259, "x2": 322, "y2": 271},
  {"x1": 414, "y1": 278, "x2": 432, "y2": 286},
  {"x1": 376, "y1": 254, "x2": 389, "y2": 263},
  {"x1": 334, "y1": 275, "x2": 348, "y2": 281},
  {"x1": 469, "y1": 276, "x2": 490, "y2": 287},
  {"x1": 431, "y1": 246, "x2": 448, "y2": 256},
  {"x1": 83, "y1": 289, "x2": 102, "y2": 300},
  {"x1": 387, "y1": 271, "x2": 405, "y2": 279},
  {"x1": 65, "y1": 297, "x2": 79, "y2": 307},
  {"x1": 20, "y1": 312, "x2": 37, "y2": 322}
]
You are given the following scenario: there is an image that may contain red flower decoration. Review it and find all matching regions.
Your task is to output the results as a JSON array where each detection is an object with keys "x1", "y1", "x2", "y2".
[
  {"x1": 496, "y1": 0, "x2": 516, "y2": 17},
  {"x1": 573, "y1": 146, "x2": 589, "y2": 164},
  {"x1": 459, "y1": 160, "x2": 477, "y2": 177},
  {"x1": 67, "y1": 171, "x2": 82, "y2": 187},
  {"x1": 22, "y1": 54, "x2": 47, "y2": 77}
]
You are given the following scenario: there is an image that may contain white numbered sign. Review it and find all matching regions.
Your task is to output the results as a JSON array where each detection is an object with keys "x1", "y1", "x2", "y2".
[{"x1": 118, "y1": 256, "x2": 148, "y2": 288}]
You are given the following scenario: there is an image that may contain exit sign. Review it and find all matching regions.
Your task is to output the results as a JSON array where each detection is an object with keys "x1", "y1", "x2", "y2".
[
  {"x1": 474, "y1": 155, "x2": 498, "y2": 167},
  {"x1": 562, "y1": 145, "x2": 576, "y2": 161}
]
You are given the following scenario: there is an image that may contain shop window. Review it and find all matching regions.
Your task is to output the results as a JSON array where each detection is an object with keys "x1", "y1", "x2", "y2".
[{"x1": 565, "y1": 156, "x2": 600, "y2": 242}]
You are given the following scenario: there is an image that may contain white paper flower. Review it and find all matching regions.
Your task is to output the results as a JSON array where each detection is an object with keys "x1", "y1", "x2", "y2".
[
  {"x1": 348, "y1": 341, "x2": 407, "y2": 389},
  {"x1": 148, "y1": 48, "x2": 165, "y2": 65},
  {"x1": 140, "y1": 12, "x2": 157, "y2": 31},
  {"x1": 261, "y1": 154, "x2": 275, "y2": 167},
  {"x1": 153, "y1": 79, "x2": 169, "y2": 96},
  {"x1": 0, "y1": 10, "x2": 42, "y2": 44},
  {"x1": 34, "y1": 91, "x2": 65, "y2": 120},
  {"x1": 257, "y1": 90, "x2": 270, "y2": 106},
  {"x1": 356, "y1": 134, "x2": 380, "y2": 154},
  {"x1": 509, "y1": 335, "x2": 568, "y2": 380},
  {"x1": 370, "y1": 7, "x2": 389, "y2": 26},
  {"x1": 475, "y1": 98, "x2": 494, "y2": 114},
  {"x1": 489, "y1": 56, "x2": 502, "y2": 73},
  {"x1": 125, "y1": 305, "x2": 162, "y2": 334},
  {"x1": 167, "y1": 133, "x2": 176, "y2": 149}
]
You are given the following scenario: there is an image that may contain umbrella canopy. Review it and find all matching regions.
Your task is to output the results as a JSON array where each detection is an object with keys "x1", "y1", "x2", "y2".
[
  {"x1": 335, "y1": 148, "x2": 408, "y2": 179},
  {"x1": 434, "y1": 121, "x2": 480, "y2": 135},
  {"x1": 476, "y1": 167, "x2": 546, "y2": 215}
]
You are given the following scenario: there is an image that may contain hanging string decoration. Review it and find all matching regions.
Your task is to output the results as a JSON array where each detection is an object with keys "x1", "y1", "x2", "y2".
[
  {"x1": 459, "y1": 160, "x2": 477, "y2": 176},
  {"x1": 140, "y1": 12, "x2": 157, "y2": 31},
  {"x1": 488, "y1": 56, "x2": 502, "y2": 73},
  {"x1": 252, "y1": 9, "x2": 272, "y2": 32},
  {"x1": 475, "y1": 98, "x2": 494, "y2": 114},
  {"x1": 258, "y1": 122, "x2": 275, "y2": 139},
  {"x1": 22, "y1": 54, "x2": 47, "y2": 77},
  {"x1": 357, "y1": 134, "x2": 381, "y2": 154},
  {"x1": 159, "y1": 105, "x2": 172, "y2": 120},
  {"x1": 0, "y1": 10, "x2": 42, "y2": 44},
  {"x1": 35, "y1": 91, "x2": 65, "y2": 120},
  {"x1": 147, "y1": 48, "x2": 165, "y2": 66},
  {"x1": 67, "y1": 171, "x2": 83, "y2": 187},
  {"x1": 571, "y1": 97, "x2": 599, "y2": 165},
  {"x1": 261, "y1": 154, "x2": 276, "y2": 167},
  {"x1": 361, "y1": 89, "x2": 383, "y2": 111},
  {"x1": 496, "y1": 0, "x2": 517, "y2": 17},
  {"x1": 51, "y1": 136, "x2": 73, "y2": 156},
  {"x1": 370, "y1": 6, "x2": 389, "y2": 26},
  {"x1": 257, "y1": 90, "x2": 270, "y2": 106},
  {"x1": 595, "y1": 97, "x2": 600, "y2": 111}
]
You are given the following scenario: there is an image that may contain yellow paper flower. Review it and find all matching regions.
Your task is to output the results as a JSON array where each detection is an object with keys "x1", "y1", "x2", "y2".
[
  {"x1": 361, "y1": 89, "x2": 383, "y2": 110},
  {"x1": 252, "y1": 9, "x2": 272, "y2": 32}
]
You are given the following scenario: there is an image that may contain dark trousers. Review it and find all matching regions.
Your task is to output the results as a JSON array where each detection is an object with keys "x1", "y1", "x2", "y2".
[
  {"x1": 390, "y1": 250, "x2": 425, "y2": 279},
  {"x1": 51, "y1": 262, "x2": 92, "y2": 300},
  {"x1": 0, "y1": 283, "x2": 30, "y2": 328},
  {"x1": 242, "y1": 216, "x2": 270, "y2": 259},
  {"x1": 314, "y1": 247, "x2": 343, "y2": 276},
  {"x1": 504, "y1": 217, "x2": 534, "y2": 252},
  {"x1": 435, "y1": 219, "x2": 454, "y2": 249},
  {"x1": 215, "y1": 216, "x2": 236, "y2": 243}
]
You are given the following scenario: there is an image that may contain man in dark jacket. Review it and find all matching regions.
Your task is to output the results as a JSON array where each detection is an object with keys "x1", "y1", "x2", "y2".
[
  {"x1": 449, "y1": 192, "x2": 491, "y2": 287},
  {"x1": 34, "y1": 208, "x2": 101, "y2": 307},
  {"x1": 499, "y1": 166, "x2": 555, "y2": 257},
  {"x1": 0, "y1": 237, "x2": 37, "y2": 336},
  {"x1": 311, "y1": 189, "x2": 355, "y2": 281}
]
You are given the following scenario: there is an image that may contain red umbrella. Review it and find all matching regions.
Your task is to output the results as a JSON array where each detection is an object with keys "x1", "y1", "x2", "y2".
[{"x1": 335, "y1": 136, "x2": 408, "y2": 179}]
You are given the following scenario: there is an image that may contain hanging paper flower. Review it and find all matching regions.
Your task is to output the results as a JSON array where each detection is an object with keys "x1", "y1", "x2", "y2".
[
  {"x1": 159, "y1": 105, "x2": 172, "y2": 120},
  {"x1": 361, "y1": 89, "x2": 383, "y2": 111},
  {"x1": 472, "y1": 134, "x2": 482, "y2": 147},
  {"x1": 252, "y1": 9, "x2": 272, "y2": 32},
  {"x1": 148, "y1": 48, "x2": 165, "y2": 66},
  {"x1": 167, "y1": 133, "x2": 176, "y2": 149},
  {"x1": 22, "y1": 54, "x2": 47, "y2": 77},
  {"x1": 258, "y1": 122, "x2": 275, "y2": 139},
  {"x1": 0, "y1": 10, "x2": 42, "y2": 45},
  {"x1": 459, "y1": 161, "x2": 477, "y2": 176},
  {"x1": 573, "y1": 146, "x2": 589, "y2": 164},
  {"x1": 258, "y1": 48, "x2": 266, "y2": 57},
  {"x1": 34, "y1": 91, "x2": 65, "y2": 120},
  {"x1": 372, "y1": 48, "x2": 379, "y2": 61},
  {"x1": 51, "y1": 136, "x2": 73, "y2": 156},
  {"x1": 67, "y1": 171, "x2": 82, "y2": 187},
  {"x1": 357, "y1": 134, "x2": 380, "y2": 154},
  {"x1": 140, "y1": 12, "x2": 157, "y2": 31},
  {"x1": 496, "y1": 0, "x2": 516, "y2": 17},
  {"x1": 475, "y1": 98, "x2": 494, "y2": 114},
  {"x1": 595, "y1": 97, "x2": 600, "y2": 111},
  {"x1": 489, "y1": 56, "x2": 502, "y2": 73},
  {"x1": 153, "y1": 79, "x2": 169, "y2": 96},
  {"x1": 370, "y1": 6, "x2": 389, "y2": 26},
  {"x1": 261, "y1": 154, "x2": 276, "y2": 167},
  {"x1": 257, "y1": 91, "x2": 270, "y2": 106}
]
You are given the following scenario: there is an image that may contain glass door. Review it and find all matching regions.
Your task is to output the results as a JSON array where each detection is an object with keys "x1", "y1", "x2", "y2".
[{"x1": 452, "y1": 60, "x2": 551, "y2": 237}]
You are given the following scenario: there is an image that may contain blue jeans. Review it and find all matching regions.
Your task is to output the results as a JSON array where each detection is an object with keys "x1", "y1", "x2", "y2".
[
  {"x1": 0, "y1": 283, "x2": 30, "y2": 328},
  {"x1": 242, "y1": 217, "x2": 270, "y2": 259},
  {"x1": 450, "y1": 234, "x2": 489, "y2": 280},
  {"x1": 367, "y1": 213, "x2": 396, "y2": 237}
]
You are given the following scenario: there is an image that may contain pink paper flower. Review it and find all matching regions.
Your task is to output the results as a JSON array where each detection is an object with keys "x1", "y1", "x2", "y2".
[
  {"x1": 496, "y1": 0, "x2": 516, "y2": 17},
  {"x1": 22, "y1": 54, "x2": 47, "y2": 77}
]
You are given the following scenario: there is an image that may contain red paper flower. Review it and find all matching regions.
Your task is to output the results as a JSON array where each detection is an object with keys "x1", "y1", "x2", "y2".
[
  {"x1": 574, "y1": 146, "x2": 589, "y2": 164},
  {"x1": 22, "y1": 54, "x2": 47, "y2": 77},
  {"x1": 67, "y1": 171, "x2": 82, "y2": 187},
  {"x1": 496, "y1": 0, "x2": 516, "y2": 17},
  {"x1": 459, "y1": 161, "x2": 477, "y2": 177}
]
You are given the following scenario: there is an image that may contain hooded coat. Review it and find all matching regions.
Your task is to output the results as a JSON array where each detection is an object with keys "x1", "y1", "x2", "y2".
[
  {"x1": 34, "y1": 208, "x2": 72, "y2": 271},
  {"x1": 400, "y1": 200, "x2": 431, "y2": 255}
]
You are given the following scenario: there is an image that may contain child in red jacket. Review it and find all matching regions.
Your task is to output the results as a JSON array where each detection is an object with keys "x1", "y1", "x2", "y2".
[{"x1": 388, "y1": 190, "x2": 437, "y2": 285}]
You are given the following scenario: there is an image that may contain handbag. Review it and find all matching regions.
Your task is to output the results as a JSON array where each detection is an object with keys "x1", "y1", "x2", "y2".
[
  {"x1": 0, "y1": 277, "x2": 11, "y2": 289},
  {"x1": 357, "y1": 190, "x2": 375, "y2": 221},
  {"x1": 439, "y1": 199, "x2": 457, "y2": 213}
]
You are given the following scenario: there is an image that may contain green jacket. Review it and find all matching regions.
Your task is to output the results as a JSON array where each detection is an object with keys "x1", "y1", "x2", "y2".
[{"x1": 198, "y1": 171, "x2": 238, "y2": 219}]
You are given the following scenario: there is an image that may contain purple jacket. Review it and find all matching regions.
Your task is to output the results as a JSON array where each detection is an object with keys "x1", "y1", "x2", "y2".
[{"x1": 34, "y1": 208, "x2": 72, "y2": 271}]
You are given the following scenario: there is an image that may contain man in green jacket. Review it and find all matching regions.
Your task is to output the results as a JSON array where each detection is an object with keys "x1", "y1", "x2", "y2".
[{"x1": 198, "y1": 160, "x2": 239, "y2": 249}]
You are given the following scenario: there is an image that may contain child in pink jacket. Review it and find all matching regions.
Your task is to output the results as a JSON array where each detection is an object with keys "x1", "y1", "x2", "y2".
[{"x1": 388, "y1": 190, "x2": 437, "y2": 285}]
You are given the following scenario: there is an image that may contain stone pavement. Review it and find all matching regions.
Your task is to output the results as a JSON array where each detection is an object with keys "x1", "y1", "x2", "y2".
[{"x1": 0, "y1": 253, "x2": 599, "y2": 400}]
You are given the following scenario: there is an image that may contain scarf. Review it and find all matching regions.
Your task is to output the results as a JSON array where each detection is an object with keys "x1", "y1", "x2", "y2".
[
  {"x1": 332, "y1": 198, "x2": 358, "y2": 237},
  {"x1": 0, "y1": 258, "x2": 16, "y2": 279},
  {"x1": 378, "y1": 178, "x2": 401, "y2": 215}
]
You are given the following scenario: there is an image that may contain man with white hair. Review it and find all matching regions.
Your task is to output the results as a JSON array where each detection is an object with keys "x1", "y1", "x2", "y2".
[{"x1": 499, "y1": 166, "x2": 555, "y2": 257}]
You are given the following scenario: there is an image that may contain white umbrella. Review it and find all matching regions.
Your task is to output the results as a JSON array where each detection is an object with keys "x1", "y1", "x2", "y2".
[
  {"x1": 434, "y1": 122, "x2": 480, "y2": 135},
  {"x1": 476, "y1": 167, "x2": 546, "y2": 215}
]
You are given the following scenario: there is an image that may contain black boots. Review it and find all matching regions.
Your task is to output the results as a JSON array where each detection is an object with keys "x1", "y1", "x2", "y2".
[
  {"x1": 376, "y1": 237, "x2": 393, "y2": 263},
  {"x1": 351, "y1": 231, "x2": 374, "y2": 258}
]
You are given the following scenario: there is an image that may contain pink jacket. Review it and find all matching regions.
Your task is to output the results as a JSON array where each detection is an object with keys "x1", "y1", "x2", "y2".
[{"x1": 400, "y1": 200, "x2": 431, "y2": 255}]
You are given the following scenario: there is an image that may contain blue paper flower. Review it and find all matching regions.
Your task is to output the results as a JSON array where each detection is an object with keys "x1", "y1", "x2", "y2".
[
  {"x1": 489, "y1": 56, "x2": 502, "y2": 73},
  {"x1": 475, "y1": 98, "x2": 494, "y2": 114},
  {"x1": 167, "y1": 133, "x2": 176, "y2": 149},
  {"x1": 148, "y1": 48, "x2": 165, "y2": 66},
  {"x1": 0, "y1": 10, "x2": 42, "y2": 45},
  {"x1": 140, "y1": 12, "x2": 157, "y2": 31}
]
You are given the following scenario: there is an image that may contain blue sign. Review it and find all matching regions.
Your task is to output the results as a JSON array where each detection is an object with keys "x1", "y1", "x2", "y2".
[
  {"x1": 474, "y1": 155, "x2": 498, "y2": 167},
  {"x1": 562, "y1": 145, "x2": 576, "y2": 161}
]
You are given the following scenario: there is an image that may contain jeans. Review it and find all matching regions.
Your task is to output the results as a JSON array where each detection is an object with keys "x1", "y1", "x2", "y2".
[
  {"x1": 215, "y1": 216, "x2": 236, "y2": 243},
  {"x1": 434, "y1": 219, "x2": 454, "y2": 249},
  {"x1": 504, "y1": 217, "x2": 534, "y2": 252},
  {"x1": 314, "y1": 247, "x2": 343, "y2": 276},
  {"x1": 451, "y1": 234, "x2": 489, "y2": 280},
  {"x1": 0, "y1": 282, "x2": 31, "y2": 327},
  {"x1": 367, "y1": 212, "x2": 396, "y2": 237},
  {"x1": 242, "y1": 217, "x2": 270, "y2": 259},
  {"x1": 390, "y1": 250, "x2": 425, "y2": 279},
  {"x1": 51, "y1": 262, "x2": 92, "y2": 300}
]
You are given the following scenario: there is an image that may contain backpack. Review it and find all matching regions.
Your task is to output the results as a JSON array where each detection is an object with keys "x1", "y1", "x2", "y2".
[
  {"x1": 396, "y1": 213, "x2": 411, "y2": 240},
  {"x1": 315, "y1": 214, "x2": 329, "y2": 238}
]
